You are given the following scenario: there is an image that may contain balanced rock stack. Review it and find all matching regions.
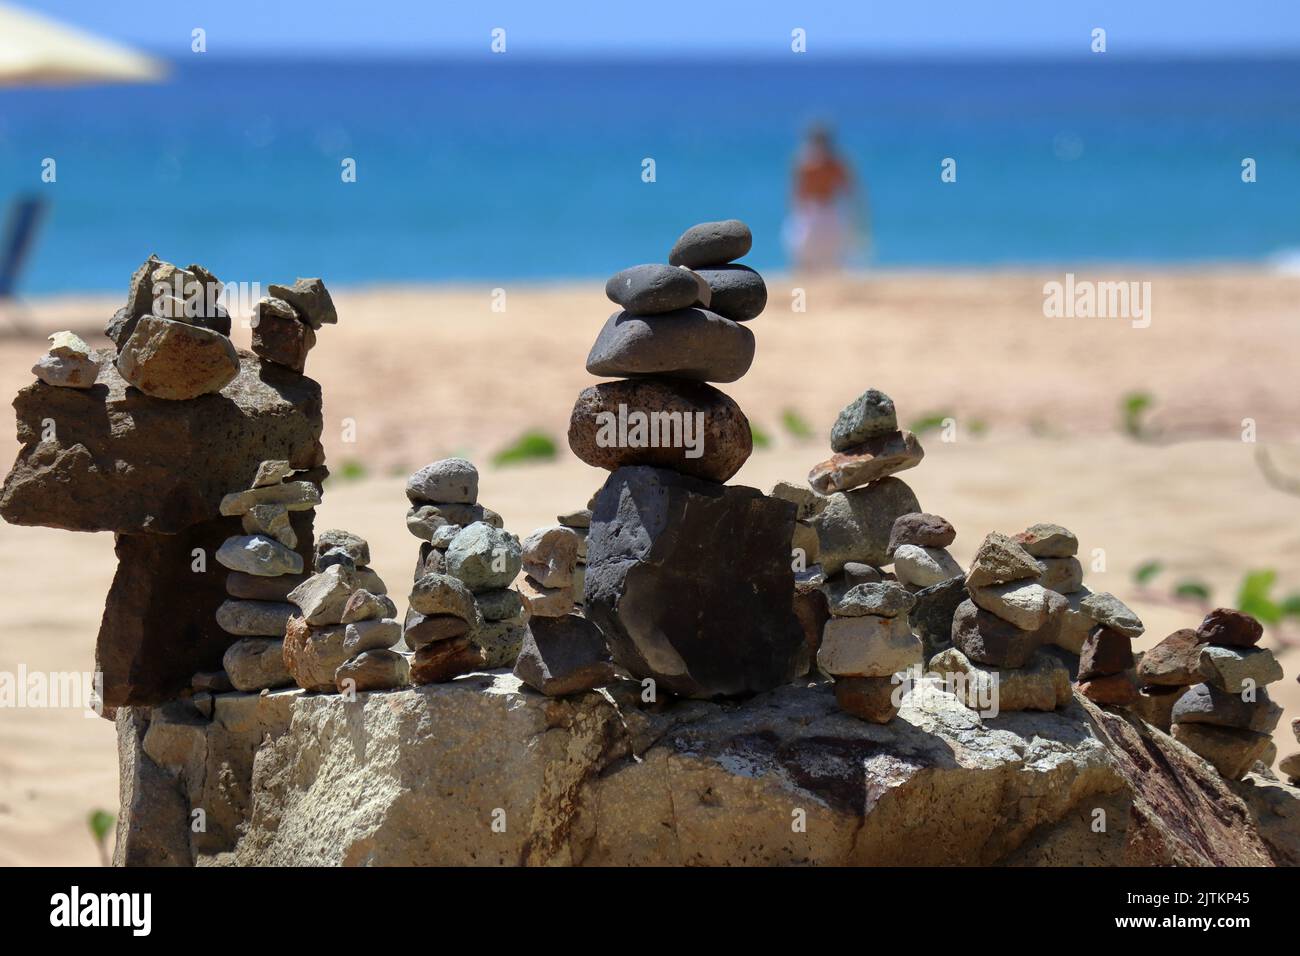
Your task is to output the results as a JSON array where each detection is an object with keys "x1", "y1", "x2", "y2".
[
  {"x1": 1132, "y1": 627, "x2": 1204, "y2": 731},
  {"x1": 556, "y1": 500, "x2": 595, "y2": 607},
  {"x1": 107, "y1": 256, "x2": 239, "y2": 400},
  {"x1": 250, "y1": 277, "x2": 338, "y2": 373},
  {"x1": 1007, "y1": 522, "x2": 1094, "y2": 655},
  {"x1": 1170, "y1": 608, "x2": 1284, "y2": 780},
  {"x1": 213, "y1": 460, "x2": 319, "y2": 692},
  {"x1": 575, "y1": 220, "x2": 806, "y2": 699},
  {"x1": 1074, "y1": 591, "x2": 1145, "y2": 705},
  {"x1": 403, "y1": 458, "x2": 525, "y2": 668},
  {"x1": 817, "y1": 581, "x2": 921, "y2": 722},
  {"x1": 931, "y1": 533, "x2": 1073, "y2": 712},
  {"x1": 282, "y1": 533, "x2": 404, "y2": 693},
  {"x1": 891, "y1": 515, "x2": 968, "y2": 661},
  {"x1": 807, "y1": 390, "x2": 928, "y2": 588}
]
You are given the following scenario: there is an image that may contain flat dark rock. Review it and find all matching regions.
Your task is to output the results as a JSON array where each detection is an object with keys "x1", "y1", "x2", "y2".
[
  {"x1": 908, "y1": 575, "x2": 968, "y2": 659},
  {"x1": 951, "y1": 598, "x2": 1041, "y2": 668},
  {"x1": 585, "y1": 308, "x2": 755, "y2": 383},
  {"x1": 584, "y1": 466, "x2": 804, "y2": 698},
  {"x1": 604, "y1": 264, "x2": 702, "y2": 315},
  {"x1": 513, "y1": 614, "x2": 615, "y2": 696},
  {"x1": 668, "y1": 219, "x2": 752, "y2": 268},
  {"x1": 692, "y1": 264, "x2": 767, "y2": 321}
]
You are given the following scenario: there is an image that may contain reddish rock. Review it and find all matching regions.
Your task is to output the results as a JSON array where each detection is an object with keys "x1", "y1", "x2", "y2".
[
  {"x1": 1079, "y1": 672, "x2": 1138, "y2": 706},
  {"x1": 1196, "y1": 608, "x2": 1263, "y2": 648},
  {"x1": 1078, "y1": 626, "x2": 1135, "y2": 681},
  {"x1": 568, "y1": 378, "x2": 752, "y2": 483},
  {"x1": 834, "y1": 676, "x2": 900, "y2": 723},
  {"x1": 887, "y1": 512, "x2": 956, "y2": 555},
  {"x1": 951, "y1": 599, "x2": 1041, "y2": 668},
  {"x1": 251, "y1": 298, "x2": 315, "y2": 372},
  {"x1": 116, "y1": 315, "x2": 240, "y2": 400},
  {"x1": 1137, "y1": 628, "x2": 1203, "y2": 686},
  {"x1": 410, "y1": 636, "x2": 486, "y2": 684},
  {"x1": 807, "y1": 430, "x2": 924, "y2": 495}
]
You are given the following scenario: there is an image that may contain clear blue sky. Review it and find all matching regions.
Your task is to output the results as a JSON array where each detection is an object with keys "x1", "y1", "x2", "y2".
[{"x1": 21, "y1": 0, "x2": 1300, "y2": 55}]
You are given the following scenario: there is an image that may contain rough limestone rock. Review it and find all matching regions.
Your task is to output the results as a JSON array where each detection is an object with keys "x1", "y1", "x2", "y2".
[
  {"x1": 965, "y1": 532, "x2": 1041, "y2": 589},
  {"x1": 406, "y1": 458, "x2": 478, "y2": 505},
  {"x1": 1013, "y1": 523, "x2": 1078, "y2": 558},
  {"x1": 115, "y1": 316, "x2": 240, "y2": 400},
  {"x1": 568, "y1": 378, "x2": 753, "y2": 483},
  {"x1": 1171, "y1": 683, "x2": 1282, "y2": 734},
  {"x1": 585, "y1": 466, "x2": 804, "y2": 698},
  {"x1": 222, "y1": 637, "x2": 293, "y2": 692},
  {"x1": 1172, "y1": 723, "x2": 1273, "y2": 780},
  {"x1": 1035, "y1": 556, "x2": 1084, "y2": 593},
  {"x1": 811, "y1": 478, "x2": 921, "y2": 574},
  {"x1": 817, "y1": 615, "x2": 922, "y2": 677},
  {"x1": 111, "y1": 675, "x2": 1295, "y2": 866},
  {"x1": 929, "y1": 648, "x2": 1072, "y2": 713},
  {"x1": 1079, "y1": 591, "x2": 1144, "y2": 639},
  {"x1": 1197, "y1": 645, "x2": 1284, "y2": 693},
  {"x1": 283, "y1": 616, "x2": 400, "y2": 693},
  {"x1": 970, "y1": 580, "x2": 1062, "y2": 632},
  {"x1": 1, "y1": 350, "x2": 324, "y2": 534}
]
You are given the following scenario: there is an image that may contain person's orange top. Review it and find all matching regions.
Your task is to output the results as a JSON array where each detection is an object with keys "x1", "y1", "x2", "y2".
[{"x1": 794, "y1": 153, "x2": 849, "y2": 204}]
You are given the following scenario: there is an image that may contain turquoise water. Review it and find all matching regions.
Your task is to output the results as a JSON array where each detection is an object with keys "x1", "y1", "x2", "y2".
[{"x1": 2, "y1": 56, "x2": 1298, "y2": 293}]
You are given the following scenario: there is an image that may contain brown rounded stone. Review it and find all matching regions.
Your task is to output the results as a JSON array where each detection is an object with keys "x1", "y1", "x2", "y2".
[
  {"x1": 1137, "y1": 628, "x2": 1202, "y2": 686},
  {"x1": 1078, "y1": 625, "x2": 1135, "y2": 681},
  {"x1": 410, "y1": 636, "x2": 485, "y2": 684},
  {"x1": 887, "y1": 512, "x2": 956, "y2": 555},
  {"x1": 1195, "y1": 608, "x2": 1263, "y2": 648},
  {"x1": 568, "y1": 378, "x2": 751, "y2": 483},
  {"x1": 951, "y1": 598, "x2": 1041, "y2": 668},
  {"x1": 834, "y1": 676, "x2": 901, "y2": 723},
  {"x1": 1078, "y1": 672, "x2": 1138, "y2": 706},
  {"x1": 116, "y1": 315, "x2": 240, "y2": 400}
]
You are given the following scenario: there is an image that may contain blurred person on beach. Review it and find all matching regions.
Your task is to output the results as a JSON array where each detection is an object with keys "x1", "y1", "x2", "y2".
[{"x1": 783, "y1": 123, "x2": 867, "y2": 272}]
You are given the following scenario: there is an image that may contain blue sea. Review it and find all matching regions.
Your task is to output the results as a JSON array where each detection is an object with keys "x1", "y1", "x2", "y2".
[{"x1": 2, "y1": 56, "x2": 1299, "y2": 293}]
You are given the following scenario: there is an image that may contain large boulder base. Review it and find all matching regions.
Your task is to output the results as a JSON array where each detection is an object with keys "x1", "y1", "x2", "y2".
[
  {"x1": 1, "y1": 349, "x2": 324, "y2": 534},
  {"x1": 584, "y1": 466, "x2": 805, "y2": 698},
  {"x1": 115, "y1": 675, "x2": 1298, "y2": 866}
]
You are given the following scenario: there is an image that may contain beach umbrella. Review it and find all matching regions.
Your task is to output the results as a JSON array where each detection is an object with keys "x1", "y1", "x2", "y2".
[{"x1": 0, "y1": 2, "x2": 166, "y2": 88}]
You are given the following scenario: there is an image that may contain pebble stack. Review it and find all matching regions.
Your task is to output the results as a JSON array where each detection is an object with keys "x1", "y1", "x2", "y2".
[
  {"x1": 251, "y1": 277, "x2": 338, "y2": 373},
  {"x1": 1132, "y1": 628, "x2": 1203, "y2": 731},
  {"x1": 402, "y1": 458, "x2": 526, "y2": 669},
  {"x1": 817, "y1": 581, "x2": 921, "y2": 722},
  {"x1": 282, "y1": 533, "x2": 403, "y2": 694},
  {"x1": 931, "y1": 532, "x2": 1073, "y2": 712},
  {"x1": 1170, "y1": 608, "x2": 1283, "y2": 780},
  {"x1": 214, "y1": 460, "x2": 319, "y2": 692},
  {"x1": 108, "y1": 256, "x2": 240, "y2": 400},
  {"x1": 556, "y1": 498, "x2": 595, "y2": 607},
  {"x1": 578, "y1": 221, "x2": 806, "y2": 699},
  {"x1": 1074, "y1": 591, "x2": 1145, "y2": 705}
]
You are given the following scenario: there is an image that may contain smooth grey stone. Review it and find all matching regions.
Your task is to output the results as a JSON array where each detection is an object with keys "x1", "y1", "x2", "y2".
[
  {"x1": 1171, "y1": 683, "x2": 1282, "y2": 734},
  {"x1": 215, "y1": 534, "x2": 304, "y2": 577},
  {"x1": 406, "y1": 458, "x2": 478, "y2": 505},
  {"x1": 605, "y1": 264, "x2": 701, "y2": 315},
  {"x1": 475, "y1": 587, "x2": 524, "y2": 622},
  {"x1": 831, "y1": 581, "x2": 915, "y2": 619},
  {"x1": 585, "y1": 308, "x2": 755, "y2": 383},
  {"x1": 215, "y1": 599, "x2": 296, "y2": 637},
  {"x1": 693, "y1": 264, "x2": 767, "y2": 321},
  {"x1": 445, "y1": 522, "x2": 523, "y2": 592},
  {"x1": 668, "y1": 219, "x2": 752, "y2": 268}
]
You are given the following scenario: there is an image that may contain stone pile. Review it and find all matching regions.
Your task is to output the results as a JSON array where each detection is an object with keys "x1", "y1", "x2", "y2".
[
  {"x1": 250, "y1": 277, "x2": 337, "y2": 373},
  {"x1": 1074, "y1": 591, "x2": 1145, "y2": 705},
  {"x1": 556, "y1": 499, "x2": 595, "y2": 607},
  {"x1": 577, "y1": 221, "x2": 806, "y2": 698},
  {"x1": 931, "y1": 532, "x2": 1073, "y2": 712},
  {"x1": 282, "y1": 533, "x2": 404, "y2": 694},
  {"x1": 1281, "y1": 715, "x2": 1300, "y2": 785},
  {"x1": 1132, "y1": 628, "x2": 1202, "y2": 730},
  {"x1": 402, "y1": 458, "x2": 526, "y2": 674},
  {"x1": 213, "y1": 461, "x2": 317, "y2": 692},
  {"x1": 1171, "y1": 608, "x2": 1283, "y2": 780},
  {"x1": 817, "y1": 582, "x2": 920, "y2": 722}
]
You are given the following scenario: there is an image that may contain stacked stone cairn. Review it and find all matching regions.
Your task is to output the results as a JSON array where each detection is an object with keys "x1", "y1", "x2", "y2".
[
  {"x1": 1074, "y1": 591, "x2": 1145, "y2": 705},
  {"x1": 282, "y1": 532, "x2": 404, "y2": 693},
  {"x1": 1133, "y1": 627, "x2": 1203, "y2": 731},
  {"x1": 513, "y1": 522, "x2": 614, "y2": 697},
  {"x1": 817, "y1": 581, "x2": 920, "y2": 722},
  {"x1": 403, "y1": 458, "x2": 525, "y2": 678},
  {"x1": 930, "y1": 533, "x2": 1073, "y2": 712},
  {"x1": 557, "y1": 497, "x2": 596, "y2": 607},
  {"x1": 1169, "y1": 608, "x2": 1284, "y2": 780},
  {"x1": 213, "y1": 460, "x2": 318, "y2": 692},
  {"x1": 250, "y1": 277, "x2": 338, "y2": 373},
  {"x1": 894, "y1": 514, "x2": 968, "y2": 661},
  {"x1": 572, "y1": 221, "x2": 807, "y2": 699}
]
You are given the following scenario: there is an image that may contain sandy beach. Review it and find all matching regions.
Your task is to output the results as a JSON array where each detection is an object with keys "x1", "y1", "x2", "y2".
[{"x1": 1, "y1": 269, "x2": 1298, "y2": 865}]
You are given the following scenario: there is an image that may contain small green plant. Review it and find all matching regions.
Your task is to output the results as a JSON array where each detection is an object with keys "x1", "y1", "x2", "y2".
[
  {"x1": 1173, "y1": 579, "x2": 1212, "y2": 601},
  {"x1": 1121, "y1": 391, "x2": 1154, "y2": 439},
  {"x1": 909, "y1": 412, "x2": 953, "y2": 436},
  {"x1": 750, "y1": 422, "x2": 772, "y2": 449},
  {"x1": 967, "y1": 418, "x2": 988, "y2": 437},
  {"x1": 780, "y1": 408, "x2": 814, "y2": 440},
  {"x1": 1133, "y1": 560, "x2": 1163, "y2": 586},
  {"x1": 1237, "y1": 568, "x2": 1284, "y2": 624},
  {"x1": 88, "y1": 808, "x2": 114, "y2": 866},
  {"x1": 492, "y1": 430, "x2": 558, "y2": 467},
  {"x1": 337, "y1": 459, "x2": 367, "y2": 481}
]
